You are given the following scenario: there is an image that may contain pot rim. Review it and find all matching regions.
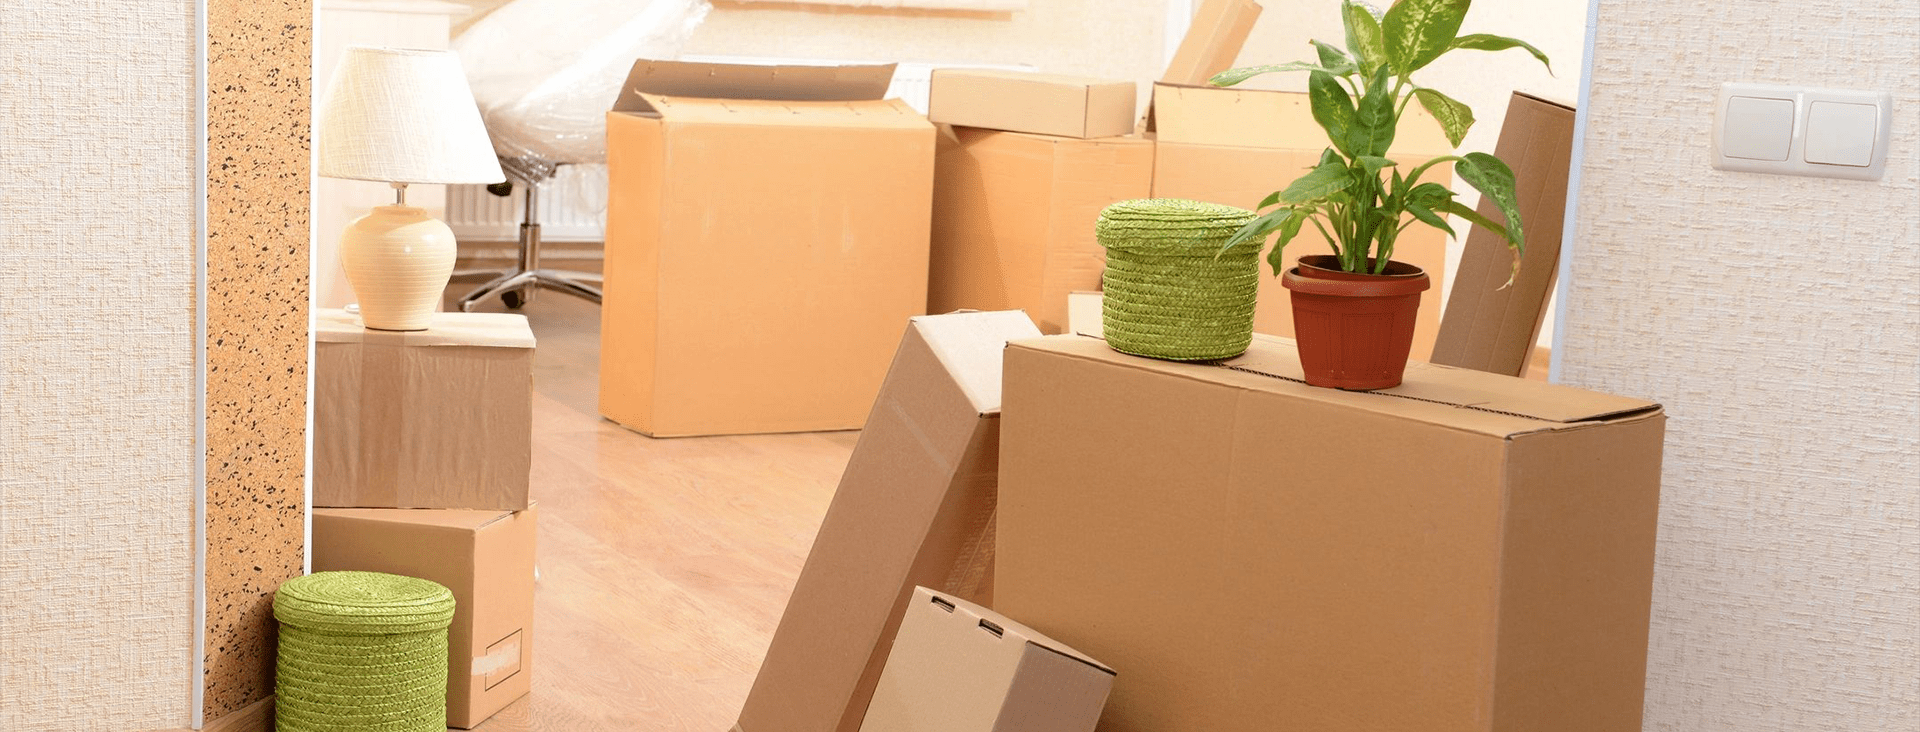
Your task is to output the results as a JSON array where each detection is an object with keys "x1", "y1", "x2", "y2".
[
  {"x1": 1283, "y1": 261, "x2": 1432, "y2": 297},
  {"x1": 1294, "y1": 254, "x2": 1426, "y2": 279}
]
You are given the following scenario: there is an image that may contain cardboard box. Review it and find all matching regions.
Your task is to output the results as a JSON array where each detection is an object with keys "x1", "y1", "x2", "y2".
[
  {"x1": 860, "y1": 586, "x2": 1115, "y2": 732},
  {"x1": 601, "y1": 60, "x2": 934, "y2": 437},
  {"x1": 313, "y1": 309, "x2": 533, "y2": 510},
  {"x1": 1150, "y1": 83, "x2": 1454, "y2": 359},
  {"x1": 311, "y1": 505, "x2": 539, "y2": 729},
  {"x1": 929, "y1": 70, "x2": 1136, "y2": 139},
  {"x1": 1144, "y1": 0, "x2": 1263, "y2": 131},
  {"x1": 1432, "y1": 93, "x2": 1577, "y2": 377},
  {"x1": 1066, "y1": 291, "x2": 1102, "y2": 337},
  {"x1": 997, "y1": 335, "x2": 1666, "y2": 732},
  {"x1": 929, "y1": 129, "x2": 1152, "y2": 333},
  {"x1": 737, "y1": 311, "x2": 1043, "y2": 732}
]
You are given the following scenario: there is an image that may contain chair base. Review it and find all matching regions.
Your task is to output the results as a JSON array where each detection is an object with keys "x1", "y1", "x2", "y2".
[{"x1": 455, "y1": 267, "x2": 602, "y2": 311}]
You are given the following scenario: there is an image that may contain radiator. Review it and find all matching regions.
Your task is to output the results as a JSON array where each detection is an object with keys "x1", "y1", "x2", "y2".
[{"x1": 447, "y1": 58, "x2": 1033, "y2": 246}]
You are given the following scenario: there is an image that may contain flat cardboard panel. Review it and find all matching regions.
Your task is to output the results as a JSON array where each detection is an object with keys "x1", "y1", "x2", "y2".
[
  {"x1": 1066, "y1": 291, "x2": 1102, "y2": 337},
  {"x1": 311, "y1": 505, "x2": 539, "y2": 729},
  {"x1": 861, "y1": 587, "x2": 1113, "y2": 732},
  {"x1": 612, "y1": 60, "x2": 896, "y2": 113},
  {"x1": 312, "y1": 309, "x2": 533, "y2": 510},
  {"x1": 1151, "y1": 142, "x2": 1449, "y2": 358},
  {"x1": 1160, "y1": 0, "x2": 1262, "y2": 86},
  {"x1": 1432, "y1": 93, "x2": 1577, "y2": 376},
  {"x1": 738, "y1": 312, "x2": 1042, "y2": 732},
  {"x1": 928, "y1": 70, "x2": 1136, "y2": 139},
  {"x1": 600, "y1": 97, "x2": 934, "y2": 437},
  {"x1": 996, "y1": 335, "x2": 1664, "y2": 732},
  {"x1": 929, "y1": 129, "x2": 1152, "y2": 334}
]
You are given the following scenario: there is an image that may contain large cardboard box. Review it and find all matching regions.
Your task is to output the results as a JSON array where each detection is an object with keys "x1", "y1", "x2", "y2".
[
  {"x1": 311, "y1": 505, "x2": 539, "y2": 729},
  {"x1": 313, "y1": 309, "x2": 533, "y2": 510},
  {"x1": 860, "y1": 586, "x2": 1115, "y2": 732},
  {"x1": 1150, "y1": 83, "x2": 1453, "y2": 359},
  {"x1": 601, "y1": 61, "x2": 935, "y2": 437},
  {"x1": 998, "y1": 335, "x2": 1666, "y2": 732},
  {"x1": 1432, "y1": 93, "x2": 1577, "y2": 377},
  {"x1": 928, "y1": 70, "x2": 1136, "y2": 140},
  {"x1": 929, "y1": 129, "x2": 1152, "y2": 333},
  {"x1": 737, "y1": 311, "x2": 1042, "y2": 732}
]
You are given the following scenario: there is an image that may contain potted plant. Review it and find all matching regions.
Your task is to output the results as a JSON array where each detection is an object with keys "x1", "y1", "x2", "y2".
[{"x1": 1210, "y1": 0, "x2": 1549, "y2": 389}]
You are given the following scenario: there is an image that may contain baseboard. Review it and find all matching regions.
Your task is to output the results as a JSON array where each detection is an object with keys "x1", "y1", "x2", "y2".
[{"x1": 149, "y1": 696, "x2": 273, "y2": 732}]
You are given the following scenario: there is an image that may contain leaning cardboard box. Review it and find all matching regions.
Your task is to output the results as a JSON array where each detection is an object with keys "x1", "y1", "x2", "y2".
[
  {"x1": 1150, "y1": 83, "x2": 1453, "y2": 359},
  {"x1": 313, "y1": 309, "x2": 533, "y2": 510},
  {"x1": 997, "y1": 335, "x2": 1666, "y2": 732},
  {"x1": 601, "y1": 60, "x2": 934, "y2": 437},
  {"x1": 736, "y1": 311, "x2": 1042, "y2": 732},
  {"x1": 860, "y1": 586, "x2": 1115, "y2": 732},
  {"x1": 312, "y1": 505, "x2": 539, "y2": 729},
  {"x1": 923, "y1": 0, "x2": 1260, "y2": 335}
]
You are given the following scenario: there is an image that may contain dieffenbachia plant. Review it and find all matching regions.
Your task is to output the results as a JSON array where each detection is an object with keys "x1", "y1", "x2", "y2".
[{"x1": 1210, "y1": 0, "x2": 1549, "y2": 281}]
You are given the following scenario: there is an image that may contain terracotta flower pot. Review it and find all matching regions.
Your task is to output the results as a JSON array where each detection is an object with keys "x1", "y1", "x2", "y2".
[{"x1": 1281, "y1": 254, "x2": 1431, "y2": 390}]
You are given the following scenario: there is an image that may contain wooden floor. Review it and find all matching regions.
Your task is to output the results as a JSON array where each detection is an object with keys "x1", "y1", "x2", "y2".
[{"x1": 453, "y1": 289, "x2": 857, "y2": 731}]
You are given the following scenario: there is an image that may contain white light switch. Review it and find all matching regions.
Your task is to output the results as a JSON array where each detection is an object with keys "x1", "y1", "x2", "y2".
[
  {"x1": 1713, "y1": 83, "x2": 1892, "y2": 180},
  {"x1": 1804, "y1": 101, "x2": 1878, "y2": 167}
]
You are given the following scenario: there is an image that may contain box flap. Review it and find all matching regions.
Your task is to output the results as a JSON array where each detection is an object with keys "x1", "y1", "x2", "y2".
[
  {"x1": 315, "y1": 309, "x2": 536, "y2": 349},
  {"x1": 1154, "y1": 82, "x2": 1451, "y2": 154},
  {"x1": 313, "y1": 506, "x2": 521, "y2": 531},
  {"x1": 912, "y1": 311, "x2": 1044, "y2": 415},
  {"x1": 612, "y1": 60, "x2": 896, "y2": 114},
  {"x1": 1160, "y1": 0, "x2": 1263, "y2": 85},
  {"x1": 631, "y1": 93, "x2": 929, "y2": 129},
  {"x1": 1012, "y1": 335, "x2": 1660, "y2": 432}
]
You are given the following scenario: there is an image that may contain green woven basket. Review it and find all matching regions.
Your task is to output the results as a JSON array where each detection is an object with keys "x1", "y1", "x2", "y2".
[
  {"x1": 274, "y1": 571, "x2": 456, "y2": 732},
  {"x1": 1098, "y1": 198, "x2": 1261, "y2": 361}
]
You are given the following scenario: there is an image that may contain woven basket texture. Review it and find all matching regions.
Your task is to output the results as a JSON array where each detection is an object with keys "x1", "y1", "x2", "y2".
[
  {"x1": 1097, "y1": 198, "x2": 1260, "y2": 361},
  {"x1": 274, "y1": 571, "x2": 456, "y2": 732}
]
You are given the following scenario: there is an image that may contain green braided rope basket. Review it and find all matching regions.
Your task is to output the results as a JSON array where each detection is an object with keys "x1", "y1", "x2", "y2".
[
  {"x1": 1097, "y1": 198, "x2": 1260, "y2": 361},
  {"x1": 274, "y1": 571, "x2": 456, "y2": 732}
]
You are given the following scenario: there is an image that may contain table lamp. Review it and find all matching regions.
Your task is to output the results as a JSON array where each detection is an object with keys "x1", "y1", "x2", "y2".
[{"x1": 317, "y1": 47, "x2": 504, "y2": 331}]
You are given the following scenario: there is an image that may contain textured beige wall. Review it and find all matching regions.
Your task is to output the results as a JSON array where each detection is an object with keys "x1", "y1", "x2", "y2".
[
  {"x1": 0, "y1": 1, "x2": 197, "y2": 730},
  {"x1": 1560, "y1": 1, "x2": 1920, "y2": 730}
]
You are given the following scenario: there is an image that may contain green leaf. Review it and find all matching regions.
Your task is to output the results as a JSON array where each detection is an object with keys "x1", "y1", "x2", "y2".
[
  {"x1": 1355, "y1": 155, "x2": 1398, "y2": 174},
  {"x1": 1312, "y1": 40, "x2": 1356, "y2": 74},
  {"x1": 1405, "y1": 201, "x2": 1457, "y2": 237},
  {"x1": 1209, "y1": 62, "x2": 1343, "y2": 87},
  {"x1": 1412, "y1": 87, "x2": 1475, "y2": 147},
  {"x1": 1281, "y1": 157, "x2": 1356, "y2": 204},
  {"x1": 1266, "y1": 211, "x2": 1310, "y2": 275},
  {"x1": 1451, "y1": 34, "x2": 1552, "y2": 74},
  {"x1": 1407, "y1": 181, "x2": 1451, "y2": 206},
  {"x1": 1224, "y1": 208, "x2": 1295, "y2": 252},
  {"x1": 1455, "y1": 151, "x2": 1525, "y2": 250},
  {"x1": 1342, "y1": 0, "x2": 1389, "y2": 76},
  {"x1": 1382, "y1": 0, "x2": 1470, "y2": 75},
  {"x1": 1438, "y1": 199, "x2": 1510, "y2": 241},
  {"x1": 1257, "y1": 190, "x2": 1284, "y2": 211},
  {"x1": 1307, "y1": 71, "x2": 1359, "y2": 157},
  {"x1": 1350, "y1": 66, "x2": 1397, "y2": 157}
]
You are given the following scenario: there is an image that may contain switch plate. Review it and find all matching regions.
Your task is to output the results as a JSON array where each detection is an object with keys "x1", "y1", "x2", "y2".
[{"x1": 1712, "y1": 83, "x2": 1892, "y2": 180}]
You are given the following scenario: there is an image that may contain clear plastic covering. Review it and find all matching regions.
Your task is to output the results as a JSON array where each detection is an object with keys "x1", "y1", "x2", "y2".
[{"x1": 453, "y1": 0, "x2": 711, "y2": 172}]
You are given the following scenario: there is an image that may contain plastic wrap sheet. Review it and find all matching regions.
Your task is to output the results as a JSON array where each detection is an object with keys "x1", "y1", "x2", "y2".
[{"x1": 454, "y1": 0, "x2": 710, "y2": 169}]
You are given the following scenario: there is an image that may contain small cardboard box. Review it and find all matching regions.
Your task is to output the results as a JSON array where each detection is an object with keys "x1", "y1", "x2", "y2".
[
  {"x1": 929, "y1": 129, "x2": 1152, "y2": 334},
  {"x1": 601, "y1": 60, "x2": 934, "y2": 437},
  {"x1": 997, "y1": 335, "x2": 1666, "y2": 732},
  {"x1": 860, "y1": 587, "x2": 1115, "y2": 732},
  {"x1": 311, "y1": 505, "x2": 539, "y2": 729},
  {"x1": 1150, "y1": 83, "x2": 1454, "y2": 359},
  {"x1": 313, "y1": 309, "x2": 533, "y2": 510},
  {"x1": 928, "y1": 70, "x2": 1137, "y2": 139},
  {"x1": 1432, "y1": 93, "x2": 1578, "y2": 377},
  {"x1": 737, "y1": 311, "x2": 1043, "y2": 732}
]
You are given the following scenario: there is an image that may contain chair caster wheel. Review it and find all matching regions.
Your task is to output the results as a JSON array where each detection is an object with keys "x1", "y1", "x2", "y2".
[{"x1": 502, "y1": 290, "x2": 526, "y2": 309}]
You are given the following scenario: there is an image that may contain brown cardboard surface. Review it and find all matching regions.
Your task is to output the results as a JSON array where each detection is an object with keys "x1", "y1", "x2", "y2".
[
  {"x1": 1150, "y1": 84, "x2": 1452, "y2": 359},
  {"x1": 738, "y1": 311, "x2": 1042, "y2": 732},
  {"x1": 996, "y1": 335, "x2": 1664, "y2": 732},
  {"x1": 1432, "y1": 93, "x2": 1577, "y2": 377},
  {"x1": 611, "y1": 59, "x2": 896, "y2": 113},
  {"x1": 860, "y1": 587, "x2": 1114, "y2": 732},
  {"x1": 311, "y1": 505, "x2": 539, "y2": 729},
  {"x1": 312, "y1": 309, "x2": 533, "y2": 509},
  {"x1": 928, "y1": 70, "x2": 1136, "y2": 139},
  {"x1": 1066, "y1": 291, "x2": 1102, "y2": 337},
  {"x1": 600, "y1": 61, "x2": 935, "y2": 437},
  {"x1": 1160, "y1": 0, "x2": 1262, "y2": 86},
  {"x1": 929, "y1": 129, "x2": 1152, "y2": 334}
]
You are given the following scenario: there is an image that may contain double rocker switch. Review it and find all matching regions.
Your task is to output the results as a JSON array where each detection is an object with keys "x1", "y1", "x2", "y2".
[{"x1": 1713, "y1": 83, "x2": 1892, "y2": 180}]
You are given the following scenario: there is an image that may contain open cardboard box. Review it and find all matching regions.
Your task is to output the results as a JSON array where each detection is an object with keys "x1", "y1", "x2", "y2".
[{"x1": 600, "y1": 60, "x2": 934, "y2": 437}]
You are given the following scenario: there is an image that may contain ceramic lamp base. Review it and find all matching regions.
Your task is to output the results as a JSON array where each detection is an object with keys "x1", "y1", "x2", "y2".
[{"x1": 341, "y1": 205, "x2": 457, "y2": 331}]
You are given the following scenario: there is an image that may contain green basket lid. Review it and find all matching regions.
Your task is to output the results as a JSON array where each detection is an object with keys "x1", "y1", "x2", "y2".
[
  {"x1": 1097, "y1": 198, "x2": 1258, "y2": 256},
  {"x1": 274, "y1": 571, "x2": 456, "y2": 636}
]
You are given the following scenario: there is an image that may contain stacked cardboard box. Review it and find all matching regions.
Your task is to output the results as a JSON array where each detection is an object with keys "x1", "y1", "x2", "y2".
[{"x1": 310, "y1": 308, "x2": 540, "y2": 728}]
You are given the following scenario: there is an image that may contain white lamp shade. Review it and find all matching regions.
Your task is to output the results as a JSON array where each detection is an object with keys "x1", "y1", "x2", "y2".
[{"x1": 317, "y1": 47, "x2": 505, "y2": 185}]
